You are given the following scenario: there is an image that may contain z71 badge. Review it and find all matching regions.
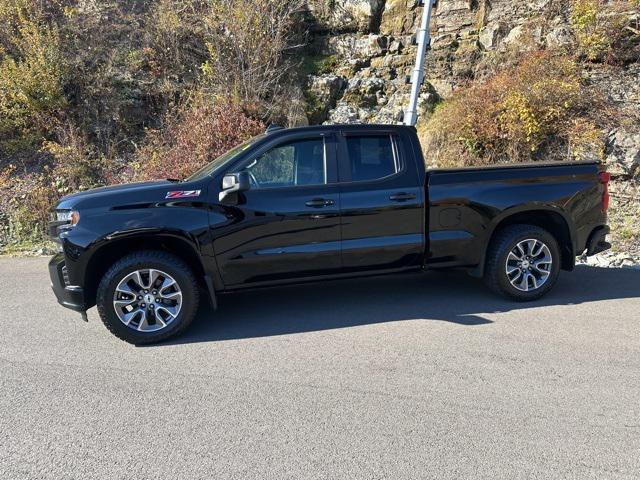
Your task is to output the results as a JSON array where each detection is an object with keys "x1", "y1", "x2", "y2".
[{"x1": 165, "y1": 190, "x2": 201, "y2": 199}]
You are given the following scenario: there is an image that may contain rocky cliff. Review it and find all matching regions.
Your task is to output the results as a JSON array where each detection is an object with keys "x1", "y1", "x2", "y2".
[{"x1": 303, "y1": 0, "x2": 638, "y2": 171}]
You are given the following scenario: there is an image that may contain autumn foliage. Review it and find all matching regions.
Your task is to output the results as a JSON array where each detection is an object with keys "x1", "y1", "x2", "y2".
[
  {"x1": 0, "y1": 0, "x2": 301, "y2": 250},
  {"x1": 419, "y1": 52, "x2": 607, "y2": 168},
  {"x1": 136, "y1": 96, "x2": 264, "y2": 181}
]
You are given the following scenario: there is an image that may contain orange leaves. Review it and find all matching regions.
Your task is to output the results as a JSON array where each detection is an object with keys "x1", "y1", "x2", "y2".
[{"x1": 136, "y1": 95, "x2": 264, "y2": 181}]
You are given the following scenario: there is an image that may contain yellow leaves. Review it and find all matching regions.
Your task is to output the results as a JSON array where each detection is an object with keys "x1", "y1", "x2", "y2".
[
  {"x1": 571, "y1": 0, "x2": 598, "y2": 30},
  {"x1": 496, "y1": 56, "x2": 582, "y2": 152},
  {"x1": 567, "y1": 118, "x2": 605, "y2": 161},
  {"x1": 570, "y1": 0, "x2": 629, "y2": 61},
  {"x1": 500, "y1": 91, "x2": 541, "y2": 147}
]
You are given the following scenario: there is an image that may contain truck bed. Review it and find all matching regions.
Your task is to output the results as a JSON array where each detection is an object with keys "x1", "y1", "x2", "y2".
[{"x1": 425, "y1": 160, "x2": 605, "y2": 271}]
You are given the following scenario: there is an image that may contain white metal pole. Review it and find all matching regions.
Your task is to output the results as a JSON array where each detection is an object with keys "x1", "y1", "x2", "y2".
[{"x1": 403, "y1": 0, "x2": 436, "y2": 127}]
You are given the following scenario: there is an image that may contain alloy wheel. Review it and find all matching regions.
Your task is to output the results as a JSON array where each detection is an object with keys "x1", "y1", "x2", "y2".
[
  {"x1": 113, "y1": 269, "x2": 183, "y2": 332},
  {"x1": 505, "y1": 239, "x2": 553, "y2": 292}
]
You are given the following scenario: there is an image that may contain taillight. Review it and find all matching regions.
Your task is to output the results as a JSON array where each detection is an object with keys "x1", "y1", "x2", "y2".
[{"x1": 599, "y1": 171, "x2": 611, "y2": 213}]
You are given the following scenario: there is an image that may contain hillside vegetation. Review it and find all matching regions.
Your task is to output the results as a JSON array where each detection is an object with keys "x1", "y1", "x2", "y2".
[{"x1": 0, "y1": 0, "x2": 638, "y2": 257}]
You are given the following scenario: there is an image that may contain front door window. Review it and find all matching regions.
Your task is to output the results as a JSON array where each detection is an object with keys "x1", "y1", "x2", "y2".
[{"x1": 242, "y1": 138, "x2": 326, "y2": 189}]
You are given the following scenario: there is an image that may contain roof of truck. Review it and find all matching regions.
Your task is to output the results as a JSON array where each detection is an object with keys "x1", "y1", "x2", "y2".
[{"x1": 263, "y1": 123, "x2": 417, "y2": 136}]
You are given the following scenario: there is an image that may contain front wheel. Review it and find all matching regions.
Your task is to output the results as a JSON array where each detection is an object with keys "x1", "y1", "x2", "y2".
[
  {"x1": 96, "y1": 250, "x2": 200, "y2": 344},
  {"x1": 484, "y1": 224, "x2": 561, "y2": 301}
]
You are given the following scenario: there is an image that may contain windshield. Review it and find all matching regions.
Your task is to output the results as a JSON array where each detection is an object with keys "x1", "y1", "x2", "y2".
[{"x1": 186, "y1": 134, "x2": 265, "y2": 182}]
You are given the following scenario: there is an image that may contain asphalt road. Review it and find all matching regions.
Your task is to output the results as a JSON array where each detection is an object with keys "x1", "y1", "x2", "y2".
[{"x1": 1, "y1": 257, "x2": 639, "y2": 479}]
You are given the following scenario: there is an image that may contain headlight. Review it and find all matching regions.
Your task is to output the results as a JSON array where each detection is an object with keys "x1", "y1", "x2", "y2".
[{"x1": 56, "y1": 210, "x2": 80, "y2": 226}]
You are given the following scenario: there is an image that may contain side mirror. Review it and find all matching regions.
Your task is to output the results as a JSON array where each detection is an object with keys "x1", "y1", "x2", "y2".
[{"x1": 218, "y1": 171, "x2": 250, "y2": 203}]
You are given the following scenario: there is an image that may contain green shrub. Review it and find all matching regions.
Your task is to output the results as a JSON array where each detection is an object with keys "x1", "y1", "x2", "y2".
[
  {"x1": 571, "y1": 0, "x2": 639, "y2": 63},
  {"x1": 0, "y1": 8, "x2": 66, "y2": 154},
  {"x1": 302, "y1": 54, "x2": 339, "y2": 76}
]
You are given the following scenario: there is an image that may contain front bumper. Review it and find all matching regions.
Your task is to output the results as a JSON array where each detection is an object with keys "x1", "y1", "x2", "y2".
[{"x1": 48, "y1": 253, "x2": 87, "y2": 312}]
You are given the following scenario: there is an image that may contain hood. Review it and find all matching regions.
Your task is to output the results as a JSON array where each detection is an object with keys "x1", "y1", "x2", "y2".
[{"x1": 56, "y1": 180, "x2": 204, "y2": 210}]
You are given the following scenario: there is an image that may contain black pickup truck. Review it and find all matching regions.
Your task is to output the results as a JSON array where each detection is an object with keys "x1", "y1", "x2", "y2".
[{"x1": 48, "y1": 124, "x2": 611, "y2": 344}]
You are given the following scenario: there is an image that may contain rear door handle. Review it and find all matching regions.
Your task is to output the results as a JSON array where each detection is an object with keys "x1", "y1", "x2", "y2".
[
  {"x1": 305, "y1": 198, "x2": 335, "y2": 208},
  {"x1": 389, "y1": 192, "x2": 416, "y2": 202}
]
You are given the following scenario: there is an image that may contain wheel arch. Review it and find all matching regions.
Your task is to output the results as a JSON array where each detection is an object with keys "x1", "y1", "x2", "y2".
[
  {"x1": 83, "y1": 233, "x2": 210, "y2": 308},
  {"x1": 476, "y1": 207, "x2": 574, "y2": 277}
]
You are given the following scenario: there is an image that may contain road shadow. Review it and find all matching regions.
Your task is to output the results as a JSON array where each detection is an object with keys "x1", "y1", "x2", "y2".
[{"x1": 149, "y1": 265, "x2": 640, "y2": 346}]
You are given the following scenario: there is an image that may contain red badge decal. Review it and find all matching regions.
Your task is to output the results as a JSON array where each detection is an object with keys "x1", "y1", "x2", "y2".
[{"x1": 165, "y1": 190, "x2": 201, "y2": 199}]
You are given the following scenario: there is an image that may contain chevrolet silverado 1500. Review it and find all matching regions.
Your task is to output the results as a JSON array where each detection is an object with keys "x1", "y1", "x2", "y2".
[{"x1": 49, "y1": 124, "x2": 611, "y2": 344}]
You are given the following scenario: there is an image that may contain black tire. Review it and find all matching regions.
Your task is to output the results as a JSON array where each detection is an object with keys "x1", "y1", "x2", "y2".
[
  {"x1": 484, "y1": 224, "x2": 561, "y2": 301},
  {"x1": 96, "y1": 250, "x2": 200, "y2": 345}
]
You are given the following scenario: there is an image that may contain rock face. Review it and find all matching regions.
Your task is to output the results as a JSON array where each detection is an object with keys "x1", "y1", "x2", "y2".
[
  {"x1": 304, "y1": 0, "x2": 639, "y2": 172},
  {"x1": 606, "y1": 129, "x2": 640, "y2": 179},
  {"x1": 305, "y1": 0, "x2": 587, "y2": 124},
  {"x1": 546, "y1": 26, "x2": 574, "y2": 48},
  {"x1": 306, "y1": 74, "x2": 347, "y2": 124}
]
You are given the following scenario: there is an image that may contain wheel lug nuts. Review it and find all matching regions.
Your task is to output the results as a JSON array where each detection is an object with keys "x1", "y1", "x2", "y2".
[
  {"x1": 155, "y1": 299, "x2": 160, "y2": 303},
  {"x1": 137, "y1": 295, "x2": 142, "y2": 300},
  {"x1": 144, "y1": 290, "x2": 149, "y2": 294},
  {"x1": 141, "y1": 303, "x2": 146, "y2": 307},
  {"x1": 152, "y1": 291, "x2": 157, "y2": 295}
]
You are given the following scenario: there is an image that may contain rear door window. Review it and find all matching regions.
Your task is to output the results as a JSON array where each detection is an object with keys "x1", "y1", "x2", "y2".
[{"x1": 345, "y1": 135, "x2": 399, "y2": 182}]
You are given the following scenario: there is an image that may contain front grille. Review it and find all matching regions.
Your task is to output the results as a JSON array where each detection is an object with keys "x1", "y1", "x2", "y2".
[{"x1": 61, "y1": 265, "x2": 70, "y2": 286}]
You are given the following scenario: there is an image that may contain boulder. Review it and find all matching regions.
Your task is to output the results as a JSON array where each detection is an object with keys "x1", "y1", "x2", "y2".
[
  {"x1": 502, "y1": 24, "x2": 525, "y2": 46},
  {"x1": 341, "y1": 75, "x2": 387, "y2": 108},
  {"x1": 306, "y1": 74, "x2": 347, "y2": 124},
  {"x1": 479, "y1": 22, "x2": 503, "y2": 50},
  {"x1": 380, "y1": 0, "x2": 417, "y2": 36},
  {"x1": 347, "y1": 76, "x2": 386, "y2": 94},
  {"x1": 307, "y1": 0, "x2": 376, "y2": 33},
  {"x1": 308, "y1": 74, "x2": 347, "y2": 103},
  {"x1": 326, "y1": 102, "x2": 361, "y2": 123},
  {"x1": 605, "y1": 128, "x2": 640, "y2": 178},
  {"x1": 546, "y1": 26, "x2": 575, "y2": 49},
  {"x1": 327, "y1": 34, "x2": 389, "y2": 60},
  {"x1": 388, "y1": 38, "x2": 403, "y2": 54}
]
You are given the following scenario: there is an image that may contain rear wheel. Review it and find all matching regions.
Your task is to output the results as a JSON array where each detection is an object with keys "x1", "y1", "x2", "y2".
[
  {"x1": 96, "y1": 250, "x2": 199, "y2": 344},
  {"x1": 484, "y1": 224, "x2": 560, "y2": 301}
]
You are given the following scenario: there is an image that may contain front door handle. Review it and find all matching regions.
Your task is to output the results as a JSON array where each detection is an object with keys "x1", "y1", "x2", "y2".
[
  {"x1": 389, "y1": 192, "x2": 417, "y2": 202},
  {"x1": 305, "y1": 198, "x2": 335, "y2": 208}
]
